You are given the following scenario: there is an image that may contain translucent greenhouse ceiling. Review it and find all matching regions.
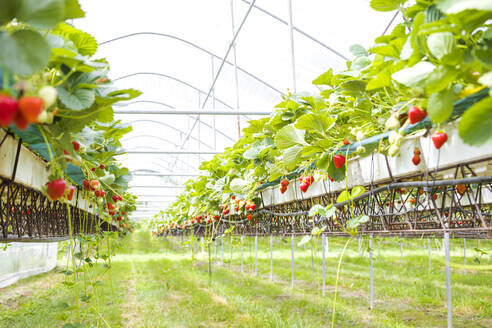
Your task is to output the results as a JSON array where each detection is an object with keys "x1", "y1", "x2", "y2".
[{"x1": 74, "y1": 0, "x2": 401, "y2": 218}]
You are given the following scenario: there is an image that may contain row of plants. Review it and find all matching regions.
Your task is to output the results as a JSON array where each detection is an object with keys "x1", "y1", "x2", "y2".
[
  {"x1": 153, "y1": 0, "x2": 492, "y2": 235},
  {"x1": 0, "y1": 1, "x2": 139, "y2": 326}
]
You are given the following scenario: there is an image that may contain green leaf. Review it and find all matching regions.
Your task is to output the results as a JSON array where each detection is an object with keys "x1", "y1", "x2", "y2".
[
  {"x1": 53, "y1": 23, "x2": 98, "y2": 57},
  {"x1": 422, "y1": 65, "x2": 458, "y2": 93},
  {"x1": 274, "y1": 124, "x2": 306, "y2": 149},
  {"x1": 347, "y1": 215, "x2": 370, "y2": 229},
  {"x1": 297, "y1": 235, "x2": 311, "y2": 247},
  {"x1": 351, "y1": 186, "x2": 366, "y2": 198},
  {"x1": 311, "y1": 226, "x2": 327, "y2": 236},
  {"x1": 309, "y1": 204, "x2": 326, "y2": 217},
  {"x1": 0, "y1": 30, "x2": 51, "y2": 76},
  {"x1": 458, "y1": 97, "x2": 492, "y2": 146},
  {"x1": 0, "y1": 0, "x2": 20, "y2": 25},
  {"x1": 100, "y1": 173, "x2": 115, "y2": 185},
  {"x1": 230, "y1": 178, "x2": 248, "y2": 193},
  {"x1": 57, "y1": 85, "x2": 95, "y2": 110},
  {"x1": 295, "y1": 113, "x2": 335, "y2": 133},
  {"x1": 427, "y1": 32, "x2": 456, "y2": 60},
  {"x1": 283, "y1": 144, "x2": 303, "y2": 170},
  {"x1": 370, "y1": 0, "x2": 402, "y2": 11},
  {"x1": 428, "y1": 87, "x2": 455, "y2": 123},
  {"x1": 64, "y1": 0, "x2": 85, "y2": 19},
  {"x1": 349, "y1": 44, "x2": 368, "y2": 57},
  {"x1": 436, "y1": 0, "x2": 492, "y2": 14},
  {"x1": 392, "y1": 62, "x2": 435, "y2": 88},
  {"x1": 243, "y1": 147, "x2": 260, "y2": 160},
  {"x1": 17, "y1": 0, "x2": 64, "y2": 29},
  {"x1": 312, "y1": 69, "x2": 333, "y2": 85},
  {"x1": 337, "y1": 190, "x2": 350, "y2": 203}
]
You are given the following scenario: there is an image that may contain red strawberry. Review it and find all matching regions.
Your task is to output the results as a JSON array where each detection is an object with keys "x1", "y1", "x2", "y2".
[
  {"x1": 412, "y1": 155, "x2": 421, "y2": 166},
  {"x1": 0, "y1": 95, "x2": 18, "y2": 127},
  {"x1": 280, "y1": 186, "x2": 287, "y2": 194},
  {"x1": 250, "y1": 203, "x2": 256, "y2": 211},
  {"x1": 91, "y1": 167, "x2": 96, "y2": 172},
  {"x1": 18, "y1": 96, "x2": 44, "y2": 122},
  {"x1": 231, "y1": 195, "x2": 235, "y2": 200},
  {"x1": 413, "y1": 148, "x2": 421, "y2": 156},
  {"x1": 431, "y1": 132, "x2": 448, "y2": 149},
  {"x1": 112, "y1": 195, "x2": 119, "y2": 202},
  {"x1": 99, "y1": 164, "x2": 105, "y2": 170},
  {"x1": 343, "y1": 139, "x2": 350, "y2": 145},
  {"x1": 121, "y1": 211, "x2": 126, "y2": 215},
  {"x1": 117, "y1": 216, "x2": 122, "y2": 221},
  {"x1": 333, "y1": 154, "x2": 346, "y2": 169},
  {"x1": 300, "y1": 182, "x2": 309, "y2": 193},
  {"x1": 456, "y1": 184, "x2": 466, "y2": 195},
  {"x1": 281, "y1": 179, "x2": 289, "y2": 188},
  {"x1": 13, "y1": 111, "x2": 29, "y2": 130},
  {"x1": 247, "y1": 214, "x2": 252, "y2": 220},
  {"x1": 306, "y1": 175, "x2": 314, "y2": 185},
  {"x1": 83, "y1": 179, "x2": 90, "y2": 191},
  {"x1": 46, "y1": 179, "x2": 66, "y2": 201},
  {"x1": 409, "y1": 198, "x2": 416, "y2": 204},
  {"x1": 65, "y1": 185, "x2": 75, "y2": 201},
  {"x1": 234, "y1": 206, "x2": 239, "y2": 212},
  {"x1": 432, "y1": 194, "x2": 438, "y2": 200},
  {"x1": 107, "y1": 202, "x2": 115, "y2": 210},
  {"x1": 72, "y1": 141, "x2": 80, "y2": 152},
  {"x1": 408, "y1": 106, "x2": 427, "y2": 124}
]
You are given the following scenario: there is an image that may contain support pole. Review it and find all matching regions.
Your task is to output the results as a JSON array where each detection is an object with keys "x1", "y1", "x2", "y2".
[
  {"x1": 428, "y1": 237, "x2": 432, "y2": 271},
  {"x1": 286, "y1": 0, "x2": 296, "y2": 93},
  {"x1": 255, "y1": 233, "x2": 258, "y2": 276},
  {"x1": 369, "y1": 235, "x2": 374, "y2": 310},
  {"x1": 322, "y1": 235, "x2": 326, "y2": 297},
  {"x1": 463, "y1": 238, "x2": 467, "y2": 275},
  {"x1": 291, "y1": 234, "x2": 295, "y2": 289},
  {"x1": 270, "y1": 234, "x2": 273, "y2": 281},
  {"x1": 240, "y1": 235, "x2": 244, "y2": 273},
  {"x1": 444, "y1": 232, "x2": 453, "y2": 328}
]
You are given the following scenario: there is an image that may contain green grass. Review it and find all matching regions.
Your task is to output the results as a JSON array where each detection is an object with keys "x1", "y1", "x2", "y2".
[{"x1": 0, "y1": 231, "x2": 491, "y2": 327}]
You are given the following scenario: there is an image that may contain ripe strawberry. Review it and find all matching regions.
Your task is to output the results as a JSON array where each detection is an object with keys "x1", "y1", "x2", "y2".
[
  {"x1": 280, "y1": 186, "x2": 287, "y2": 194},
  {"x1": 83, "y1": 179, "x2": 90, "y2": 191},
  {"x1": 46, "y1": 179, "x2": 66, "y2": 201},
  {"x1": 13, "y1": 111, "x2": 29, "y2": 130},
  {"x1": 207, "y1": 218, "x2": 212, "y2": 224},
  {"x1": 333, "y1": 154, "x2": 346, "y2": 169},
  {"x1": 18, "y1": 96, "x2": 44, "y2": 122},
  {"x1": 250, "y1": 203, "x2": 256, "y2": 211},
  {"x1": 231, "y1": 195, "x2": 235, "y2": 200},
  {"x1": 247, "y1": 214, "x2": 252, "y2": 220},
  {"x1": 306, "y1": 175, "x2": 314, "y2": 185},
  {"x1": 281, "y1": 179, "x2": 289, "y2": 188},
  {"x1": 300, "y1": 182, "x2": 309, "y2": 193},
  {"x1": 419, "y1": 189, "x2": 424, "y2": 195},
  {"x1": 456, "y1": 184, "x2": 466, "y2": 195},
  {"x1": 99, "y1": 164, "x2": 105, "y2": 170},
  {"x1": 431, "y1": 131, "x2": 448, "y2": 149},
  {"x1": 412, "y1": 155, "x2": 421, "y2": 166},
  {"x1": 413, "y1": 148, "x2": 421, "y2": 156},
  {"x1": 234, "y1": 206, "x2": 239, "y2": 212},
  {"x1": 94, "y1": 190, "x2": 102, "y2": 197},
  {"x1": 91, "y1": 167, "x2": 97, "y2": 172},
  {"x1": 0, "y1": 95, "x2": 18, "y2": 127},
  {"x1": 408, "y1": 106, "x2": 427, "y2": 124},
  {"x1": 432, "y1": 194, "x2": 438, "y2": 200},
  {"x1": 72, "y1": 141, "x2": 80, "y2": 152},
  {"x1": 121, "y1": 211, "x2": 126, "y2": 215},
  {"x1": 343, "y1": 139, "x2": 350, "y2": 145},
  {"x1": 107, "y1": 202, "x2": 115, "y2": 210},
  {"x1": 90, "y1": 180, "x2": 99, "y2": 189},
  {"x1": 112, "y1": 195, "x2": 119, "y2": 202},
  {"x1": 65, "y1": 185, "x2": 75, "y2": 201},
  {"x1": 117, "y1": 216, "x2": 122, "y2": 221}
]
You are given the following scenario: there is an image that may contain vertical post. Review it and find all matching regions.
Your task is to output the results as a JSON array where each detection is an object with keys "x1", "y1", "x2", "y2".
[
  {"x1": 229, "y1": 0, "x2": 241, "y2": 139},
  {"x1": 270, "y1": 234, "x2": 273, "y2": 281},
  {"x1": 255, "y1": 233, "x2": 258, "y2": 276},
  {"x1": 369, "y1": 235, "x2": 374, "y2": 310},
  {"x1": 286, "y1": 0, "x2": 296, "y2": 93},
  {"x1": 400, "y1": 239, "x2": 403, "y2": 265},
  {"x1": 240, "y1": 235, "x2": 244, "y2": 273},
  {"x1": 230, "y1": 235, "x2": 233, "y2": 270},
  {"x1": 428, "y1": 237, "x2": 432, "y2": 271},
  {"x1": 291, "y1": 233, "x2": 295, "y2": 289},
  {"x1": 463, "y1": 238, "x2": 466, "y2": 275},
  {"x1": 444, "y1": 232, "x2": 452, "y2": 328},
  {"x1": 322, "y1": 235, "x2": 326, "y2": 297},
  {"x1": 221, "y1": 238, "x2": 224, "y2": 265}
]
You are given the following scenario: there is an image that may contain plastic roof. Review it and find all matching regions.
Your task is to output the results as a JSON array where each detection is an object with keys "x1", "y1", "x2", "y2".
[{"x1": 75, "y1": 0, "x2": 401, "y2": 216}]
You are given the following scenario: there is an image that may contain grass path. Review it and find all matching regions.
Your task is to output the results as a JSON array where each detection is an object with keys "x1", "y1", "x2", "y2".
[{"x1": 0, "y1": 230, "x2": 491, "y2": 327}]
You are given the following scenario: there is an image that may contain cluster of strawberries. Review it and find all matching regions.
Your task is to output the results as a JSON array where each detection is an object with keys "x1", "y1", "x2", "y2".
[
  {"x1": 299, "y1": 175, "x2": 314, "y2": 193},
  {"x1": 44, "y1": 179, "x2": 75, "y2": 202}
]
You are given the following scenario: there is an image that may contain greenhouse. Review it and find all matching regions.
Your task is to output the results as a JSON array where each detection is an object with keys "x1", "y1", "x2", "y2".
[{"x1": 0, "y1": 0, "x2": 491, "y2": 327}]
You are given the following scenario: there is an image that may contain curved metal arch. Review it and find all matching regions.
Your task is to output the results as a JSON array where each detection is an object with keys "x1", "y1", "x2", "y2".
[
  {"x1": 122, "y1": 134, "x2": 179, "y2": 147},
  {"x1": 100, "y1": 32, "x2": 284, "y2": 96},
  {"x1": 239, "y1": 0, "x2": 349, "y2": 61},
  {"x1": 115, "y1": 100, "x2": 236, "y2": 143},
  {"x1": 124, "y1": 157, "x2": 199, "y2": 173},
  {"x1": 113, "y1": 72, "x2": 234, "y2": 109},
  {"x1": 128, "y1": 119, "x2": 221, "y2": 150},
  {"x1": 114, "y1": 100, "x2": 175, "y2": 109}
]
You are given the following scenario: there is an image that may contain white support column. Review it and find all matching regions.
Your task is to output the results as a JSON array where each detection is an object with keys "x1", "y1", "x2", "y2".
[
  {"x1": 230, "y1": 0, "x2": 241, "y2": 139},
  {"x1": 291, "y1": 234, "x2": 295, "y2": 289},
  {"x1": 444, "y1": 232, "x2": 453, "y2": 328},
  {"x1": 240, "y1": 235, "x2": 244, "y2": 273},
  {"x1": 270, "y1": 234, "x2": 273, "y2": 281},
  {"x1": 369, "y1": 235, "x2": 374, "y2": 310},
  {"x1": 322, "y1": 235, "x2": 326, "y2": 297},
  {"x1": 286, "y1": 0, "x2": 296, "y2": 93},
  {"x1": 255, "y1": 233, "x2": 258, "y2": 276},
  {"x1": 428, "y1": 237, "x2": 432, "y2": 271},
  {"x1": 463, "y1": 238, "x2": 467, "y2": 275}
]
